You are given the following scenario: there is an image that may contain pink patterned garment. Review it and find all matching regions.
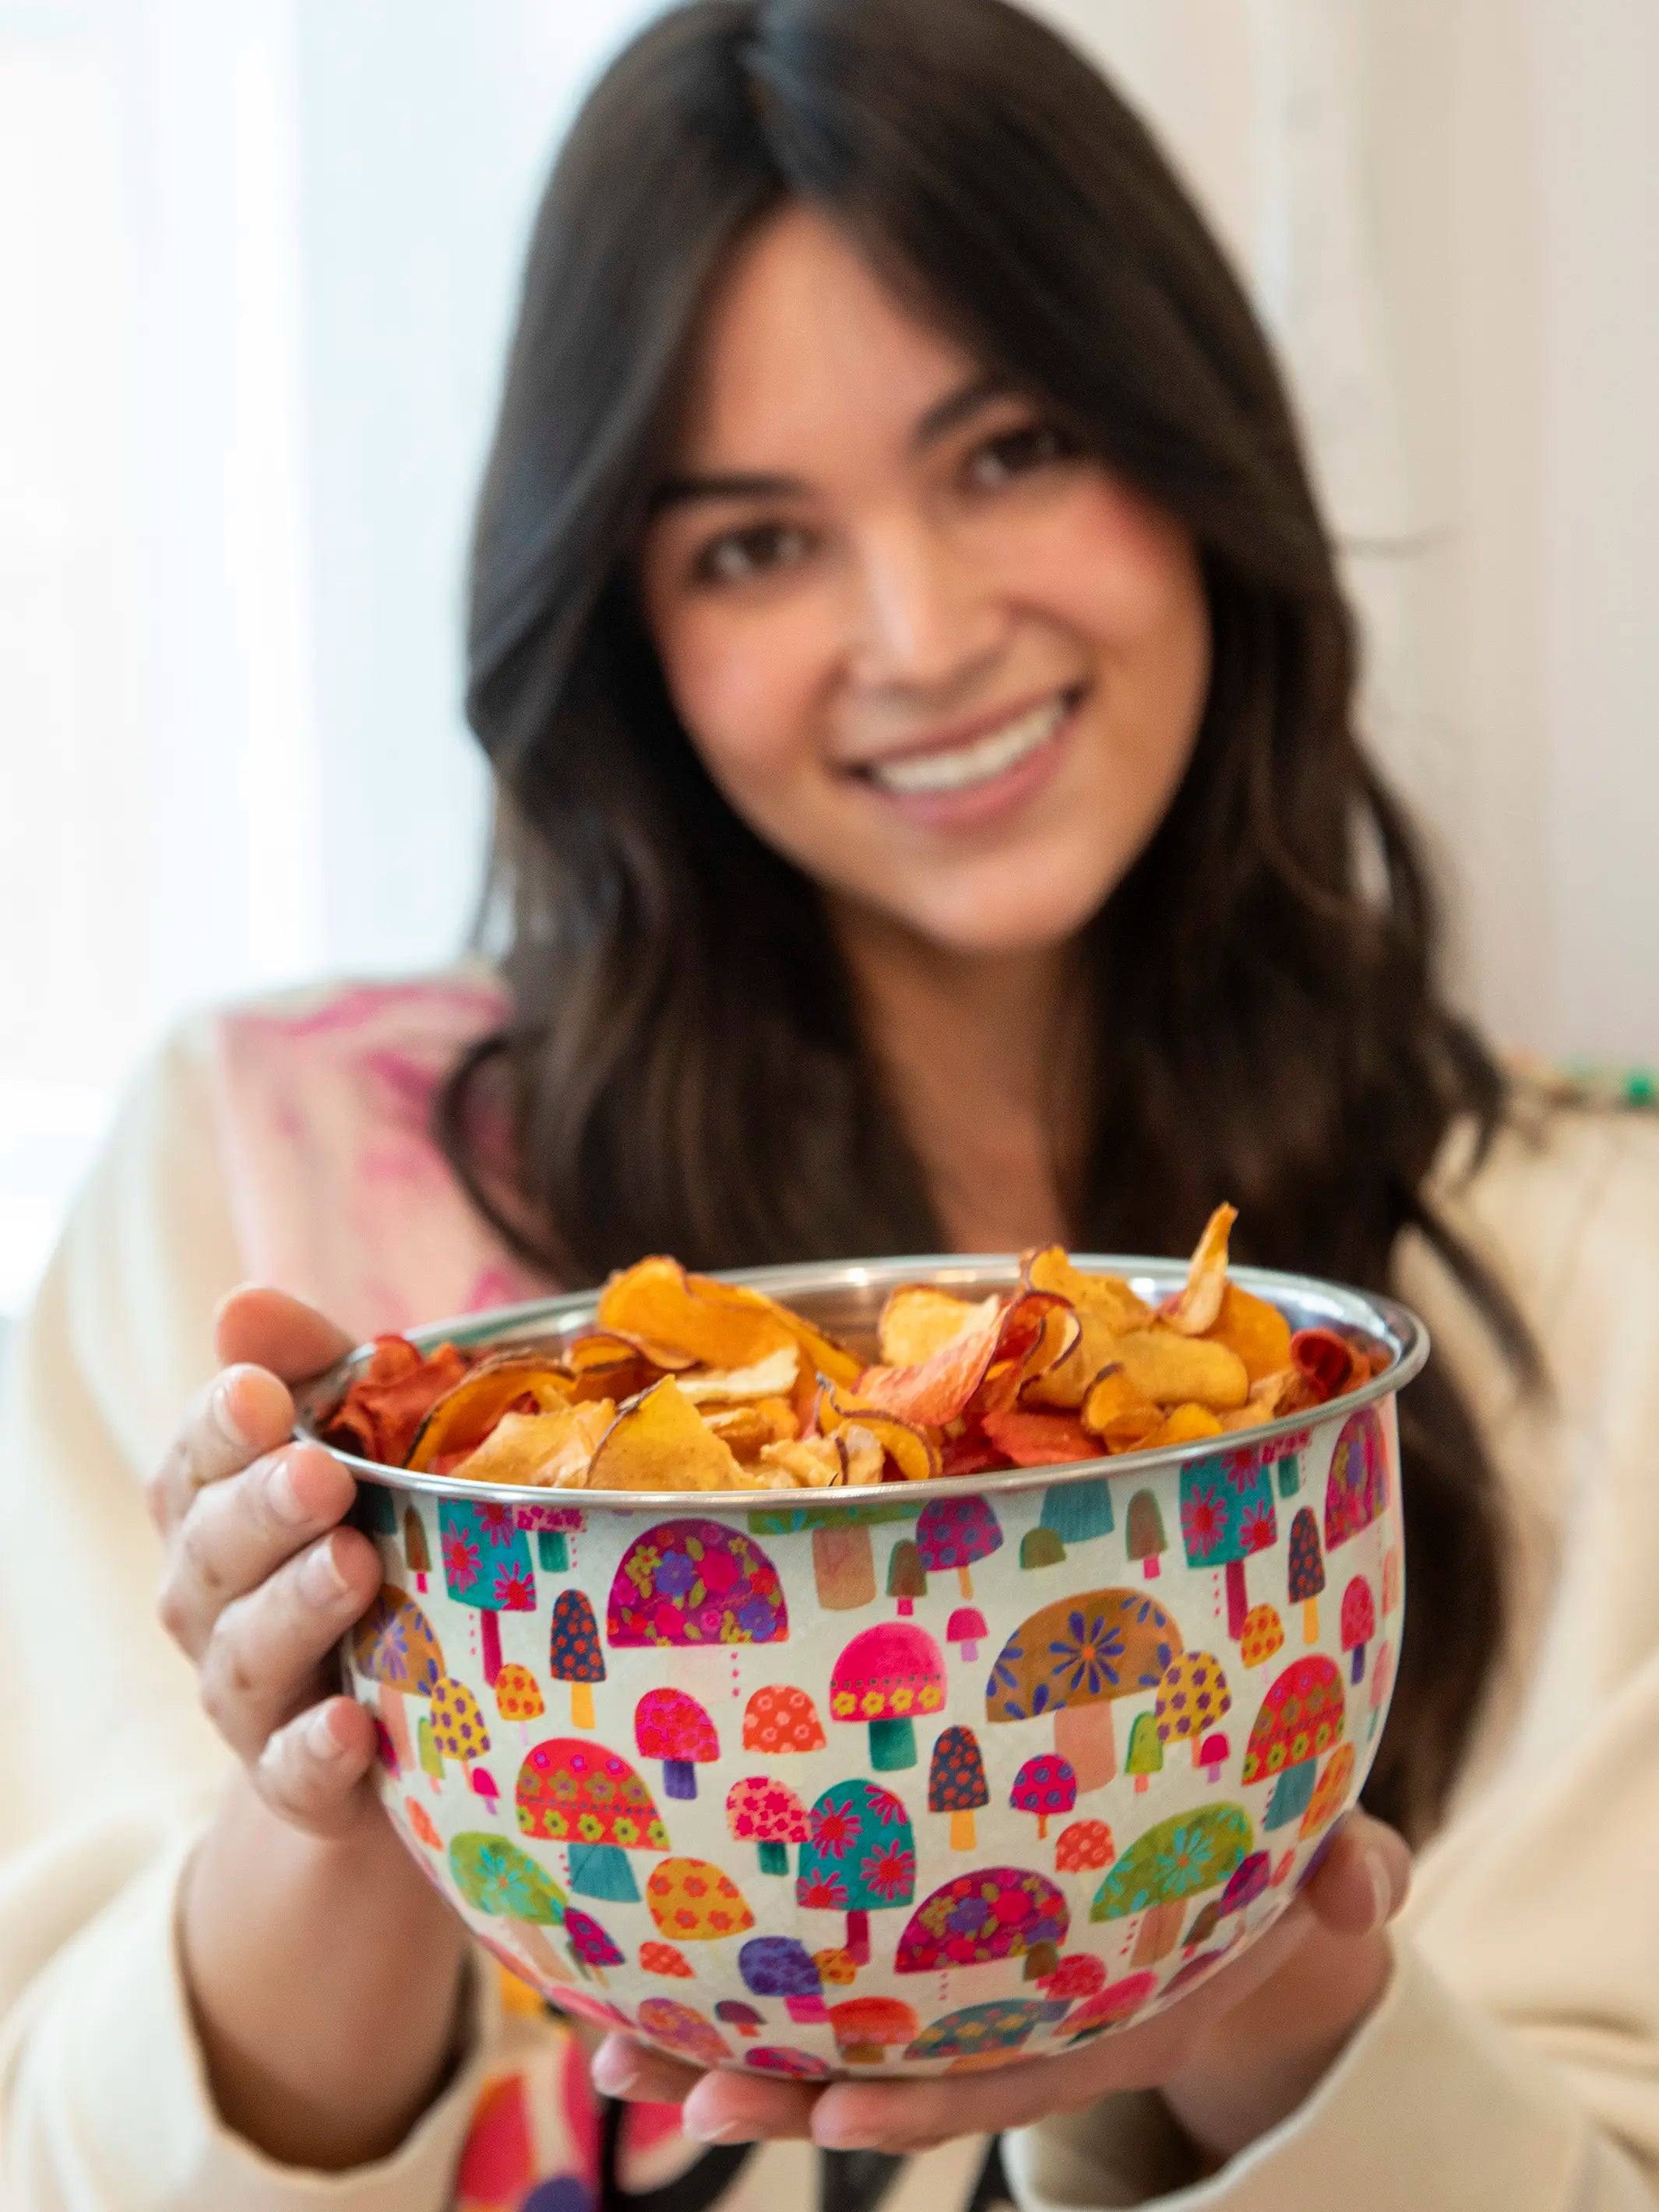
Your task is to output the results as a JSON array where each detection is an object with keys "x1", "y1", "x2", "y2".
[{"x1": 210, "y1": 972, "x2": 690, "y2": 2210}]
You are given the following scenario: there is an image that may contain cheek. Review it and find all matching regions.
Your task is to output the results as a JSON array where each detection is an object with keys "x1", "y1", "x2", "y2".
[
  {"x1": 1006, "y1": 475, "x2": 1201, "y2": 653},
  {"x1": 650, "y1": 594, "x2": 833, "y2": 794}
]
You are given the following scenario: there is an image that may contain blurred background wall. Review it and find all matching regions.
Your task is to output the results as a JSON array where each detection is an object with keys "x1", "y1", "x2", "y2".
[{"x1": 2, "y1": 0, "x2": 1655, "y2": 1314}]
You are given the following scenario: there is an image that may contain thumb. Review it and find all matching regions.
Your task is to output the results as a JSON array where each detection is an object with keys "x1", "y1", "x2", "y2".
[
  {"x1": 1301, "y1": 1809, "x2": 1412, "y2": 1942},
  {"x1": 213, "y1": 1284, "x2": 358, "y2": 1384}
]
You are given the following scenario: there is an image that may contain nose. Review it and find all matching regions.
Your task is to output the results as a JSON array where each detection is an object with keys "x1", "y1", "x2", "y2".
[{"x1": 847, "y1": 512, "x2": 1006, "y2": 697}]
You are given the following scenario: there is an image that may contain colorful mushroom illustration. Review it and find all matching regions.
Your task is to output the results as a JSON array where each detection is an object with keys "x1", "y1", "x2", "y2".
[
  {"x1": 830, "y1": 1995, "x2": 920, "y2": 2066},
  {"x1": 1037, "y1": 1951, "x2": 1105, "y2": 2003},
  {"x1": 548, "y1": 1589, "x2": 605, "y2": 1729},
  {"x1": 1154, "y1": 1650, "x2": 1233, "y2": 1769},
  {"x1": 895, "y1": 1866, "x2": 1070, "y2": 1984},
  {"x1": 1034, "y1": 1478, "x2": 1115, "y2": 1560},
  {"x1": 739, "y1": 1934, "x2": 829, "y2": 2022},
  {"x1": 404, "y1": 1797, "x2": 441, "y2": 1850},
  {"x1": 916, "y1": 1495, "x2": 1003, "y2": 1598},
  {"x1": 646, "y1": 1857, "x2": 756, "y2": 1946},
  {"x1": 1178, "y1": 1449, "x2": 1277, "y2": 1640},
  {"x1": 636, "y1": 1997, "x2": 733, "y2": 2069},
  {"x1": 1065, "y1": 1971, "x2": 1157, "y2": 2039},
  {"x1": 741, "y1": 1683, "x2": 826, "y2": 1756},
  {"x1": 1125, "y1": 1491, "x2": 1167, "y2": 1580},
  {"x1": 564, "y1": 1907, "x2": 625, "y2": 1985},
  {"x1": 985, "y1": 1589, "x2": 1182, "y2": 1792},
  {"x1": 1090, "y1": 1803, "x2": 1253, "y2": 1966},
  {"x1": 713, "y1": 1999, "x2": 763, "y2": 2038},
  {"x1": 1054, "y1": 1819, "x2": 1115, "y2": 1877},
  {"x1": 417, "y1": 1714, "x2": 444, "y2": 1791},
  {"x1": 1368, "y1": 1640, "x2": 1393, "y2": 1739},
  {"x1": 1300, "y1": 1741, "x2": 1356, "y2": 1840},
  {"x1": 928, "y1": 1724, "x2": 989, "y2": 1851},
  {"x1": 448, "y1": 1831, "x2": 572, "y2": 1987},
  {"x1": 1241, "y1": 1654, "x2": 1346, "y2": 1830},
  {"x1": 514, "y1": 1499, "x2": 583, "y2": 1573},
  {"x1": 726, "y1": 1775, "x2": 810, "y2": 1875},
  {"x1": 607, "y1": 1519, "x2": 788, "y2": 1647},
  {"x1": 470, "y1": 1765, "x2": 501, "y2": 1819},
  {"x1": 350, "y1": 1583, "x2": 444, "y2": 1774},
  {"x1": 744, "y1": 2047, "x2": 831, "y2": 2079},
  {"x1": 903, "y1": 1999, "x2": 1053, "y2": 2071},
  {"x1": 886, "y1": 1540, "x2": 928, "y2": 1615},
  {"x1": 431, "y1": 1674, "x2": 491, "y2": 1781},
  {"x1": 1010, "y1": 1754, "x2": 1078, "y2": 1840},
  {"x1": 640, "y1": 1941, "x2": 696, "y2": 1978},
  {"x1": 1340, "y1": 1576, "x2": 1376, "y2": 1684},
  {"x1": 1020, "y1": 1523, "x2": 1065, "y2": 1570},
  {"x1": 439, "y1": 1498, "x2": 537, "y2": 1688},
  {"x1": 1381, "y1": 1544, "x2": 1404, "y2": 1618},
  {"x1": 797, "y1": 1779, "x2": 917, "y2": 1965},
  {"x1": 1325, "y1": 1405, "x2": 1388, "y2": 1552},
  {"x1": 829, "y1": 1622, "x2": 947, "y2": 1771},
  {"x1": 403, "y1": 1506, "x2": 431, "y2": 1592},
  {"x1": 946, "y1": 1607, "x2": 988, "y2": 1662},
  {"x1": 1238, "y1": 1603, "x2": 1285, "y2": 1670},
  {"x1": 493, "y1": 1662, "x2": 545, "y2": 1744},
  {"x1": 1125, "y1": 1711, "x2": 1164, "y2": 1794},
  {"x1": 516, "y1": 1738, "x2": 669, "y2": 1903},
  {"x1": 1217, "y1": 1847, "x2": 1271, "y2": 1922},
  {"x1": 1287, "y1": 1507, "x2": 1326, "y2": 1643},
  {"x1": 635, "y1": 1687, "x2": 720, "y2": 1800}
]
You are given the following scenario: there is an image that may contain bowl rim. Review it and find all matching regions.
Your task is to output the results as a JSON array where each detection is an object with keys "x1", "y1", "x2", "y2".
[{"x1": 293, "y1": 1252, "x2": 1429, "y2": 1514}]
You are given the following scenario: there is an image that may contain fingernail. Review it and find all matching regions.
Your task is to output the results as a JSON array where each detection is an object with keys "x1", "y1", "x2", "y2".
[
  {"x1": 213, "y1": 1374, "x2": 251, "y2": 1449},
  {"x1": 306, "y1": 1706, "x2": 350, "y2": 1760},
  {"x1": 302, "y1": 1539, "x2": 348, "y2": 1604},
  {"x1": 268, "y1": 1453, "x2": 308, "y2": 1525},
  {"x1": 590, "y1": 2042, "x2": 642, "y2": 2098},
  {"x1": 682, "y1": 2114, "x2": 751, "y2": 2145},
  {"x1": 1365, "y1": 1851, "x2": 1393, "y2": 1929}
]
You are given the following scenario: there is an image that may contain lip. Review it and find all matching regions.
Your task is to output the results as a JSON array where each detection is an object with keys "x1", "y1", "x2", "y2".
[
  {"x1": 847, "y1": 683, "x2": 1085, "y2": 833},
  {"x1": 839, "y1": 684, "x2": 1085, "y2": 776}
]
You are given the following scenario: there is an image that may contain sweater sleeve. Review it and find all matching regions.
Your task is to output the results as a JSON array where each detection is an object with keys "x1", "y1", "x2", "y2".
[
  {"x1": 0, "y1": 1019, "x2": 504, "y2": 2209},
  {"x1": 1004, "y1": 1111, "x2": 1659, "y2": 2212}
]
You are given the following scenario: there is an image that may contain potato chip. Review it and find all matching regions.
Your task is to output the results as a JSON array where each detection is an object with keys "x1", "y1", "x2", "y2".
[
  {"x1": 1139, "y1": 1401, "x2": 1224, "y2": 1449},
  {"x1": 1022, "y1": 1246, "x2": 1152, "y2": 1332},
  {"x1": 978, "y1": 1408, "x2": 1101, "y2": 1468},
  {"x1": 1162, "y1": 1203, "x2": 1238, "y2": 1336},
  {"x1": 878, "y1": 1287, "x2": 1000, "y2": 1368},
  {"x1": 1202, "y1": 1280, "x2": 1292, "y2": 1382},
  {"x1": 584, "y1": 1377, "x2": 746, "y2": 1492},
  {"x1": 702, "y1": 1397, "x2": 800, "y2": 1460},
  {"x1": 1079, "y1": 1365, "x2": 1163, "y2": 1448},
  {"x1": 675, "y1": 1346, "x2": 800, "y2": 1402},
  {"x1": 404, "y1": 1354, "x2": 575, "y2": 1473},
  {"x1": 837, "y1": 1422, "x2": 886, "y2": 1486},
  {"x1": 451, "y1": 1400, "x2": 615, "y2": 1488},
  {"x1": 751, "y1": 1436, "x2": 845, "y2": 1488},
  {"x1": 1108, "y1": 1330, "x2": 1250, "y2": 1411},
  {"x1": 817, "y1": 1380, "x2": 941, "y2": 1481}
]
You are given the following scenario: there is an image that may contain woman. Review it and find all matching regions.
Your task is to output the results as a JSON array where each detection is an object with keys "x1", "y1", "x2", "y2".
[{"x1": 3, "y1": 2, "x2": 1657, "y2": 2207}]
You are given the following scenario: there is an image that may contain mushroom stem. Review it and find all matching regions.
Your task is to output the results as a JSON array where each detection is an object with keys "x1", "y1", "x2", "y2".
[
  {"x1": 868, "y1": 1717, "x2": 917, "y2": 1772},
  {"x1": 845, "y1": 1909, "x2": 872, "y2": 1966},
  {"x1": 378, "y1": 1686, "x2": 412, "y2": 1774},
  {"x1": 841, "y1": 2040, "x2": 883, "y2": 2066},
  {"x1": 1225, "y1": 1561, "x2": 1248, "y2": 1641},
  {"x1": 480, "y1": 1611, "x2": 502, "y2": 1688},
  {"x1": 1143, "y1": 1554, "x2": 1161, "y2": 1580},
  {"x1": 512, "y1": 1921, "x2": 574, "y2": 1986},
  {"x1": 537, "y1": 1530, "x2": 569, "y2": 1572},
  {"x1": 1351, "y1": 1643, "x2": 1366, "y2": 1685},
  {"x1": 570, "y1": 1681, "x2": 595, "y2": 1730},
  {"x1": 1131, "y1": 1897, "x2": 1186, "y2": 1967},
  {"x1": 957, "y1": 1567, "x2": 974, "y2": 1599},
  {"x1": 1302, "y1": 1597, "x2": 1319, "y2": 1644},
  {"x1": 757, "y1": 1840, "x2": 789, "y2": 1876},
  {"x1": 1053, "y1": 1701, "x2": 1115, "y2": 1793},
  {"x1": 949, "y1": 1809, "x2": 977, "y2": 1851},
  {"x1": 663, "y1": 1759, "x2": 697, "y2": 1801},
  {"x1": 784, "y1": 1994, "x2": 829, "y2": 2024}
]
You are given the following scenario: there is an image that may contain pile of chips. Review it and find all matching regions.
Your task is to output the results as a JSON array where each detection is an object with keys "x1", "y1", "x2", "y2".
[{"x1": 323, "y1": 1206, "x2": 1390, "y2": 1494}]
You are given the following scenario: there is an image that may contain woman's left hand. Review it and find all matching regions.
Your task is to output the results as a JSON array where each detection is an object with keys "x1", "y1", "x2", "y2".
[{"x1": 590, "y1": 1810, "x2": 1410, "y2": 2169}]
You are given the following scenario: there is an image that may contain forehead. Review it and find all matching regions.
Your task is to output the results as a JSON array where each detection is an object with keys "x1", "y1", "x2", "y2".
[{"x1": 669, "y1": 204, "x2": 981, "y2": 470}]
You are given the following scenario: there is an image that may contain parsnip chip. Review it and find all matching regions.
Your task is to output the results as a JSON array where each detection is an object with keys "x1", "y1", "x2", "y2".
[
  {"x1": 878, "y1": 1287, "x2": 1000, "y2": 1369},
  {"x1": 584, "y1": 1377, "x2": 746, "y2": 1492},
  {"x1": 452, "y1": 1400, "x2": 615, "y2": 1488},
  {"x1": 1109, "y1": 1330, "x2": 1249, "y2": 1411},
  {"x1": 1163, "y1": 1203, "x2": 1238, "y2": 1337},
  {"x1": 675, "y1": 1346, "x2": 800, "y2": 1402}
]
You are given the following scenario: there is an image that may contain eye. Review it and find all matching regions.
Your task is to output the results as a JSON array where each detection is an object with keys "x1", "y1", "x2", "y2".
[
  {"x1": 964, "y1": 419, "x2": 1074, "y2": 491},
  {"x1": 692, "y1": 520, "x2": 815, "y2": 586}
]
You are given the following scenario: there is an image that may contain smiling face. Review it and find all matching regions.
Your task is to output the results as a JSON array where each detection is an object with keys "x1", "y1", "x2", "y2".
[{"x1": 638, "y1": 207, "x2": 1211, "y2": 958}]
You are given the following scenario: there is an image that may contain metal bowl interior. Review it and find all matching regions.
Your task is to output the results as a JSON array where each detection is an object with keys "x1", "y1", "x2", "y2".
[{"x1": 294, "y1": 1254, "x2": 1428, "y2": 1509}]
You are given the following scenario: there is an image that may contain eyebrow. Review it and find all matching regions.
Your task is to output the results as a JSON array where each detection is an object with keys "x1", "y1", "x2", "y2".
[{"x1": 648, "y1": 371, "x2": 1011, "y2": 516}]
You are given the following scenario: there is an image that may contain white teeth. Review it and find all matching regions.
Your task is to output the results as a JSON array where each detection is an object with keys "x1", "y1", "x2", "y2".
[{"x1": 867, "y1": 697, "x2": 1067, "y2": 796}]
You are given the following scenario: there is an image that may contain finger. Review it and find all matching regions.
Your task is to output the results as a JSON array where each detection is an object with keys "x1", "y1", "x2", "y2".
[
  {"x1": 198, "y1": 1527, "x2": 382, "y2": 1760},
  {"x1": 590, "y1": 2036, "x2": 706, "y2": 2108},
  {"x1": 680, "y1": 2068, "x2": 819, "y2": 2144},
  {"x1": 252, "y1": 1693, "x2": 379, "y2": 1838},
  {"x1": 1300, "y1": 1811, "x2": 1412, "y2": 1939},
  {"x1": 146, "y1": 1363, "x2": 296, "y2": 1540},
  {"x1": 214, "y1": 1285, "x2": 358, "y2": 1382},
  {"x1": 159, "y1": 1442, "x2": 357, "y2": 1661}
]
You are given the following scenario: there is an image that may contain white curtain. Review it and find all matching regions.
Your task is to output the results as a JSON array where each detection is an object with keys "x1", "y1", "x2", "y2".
[{"x1": 2, "y1": 0, "x2": 1655, "y2": 1311}]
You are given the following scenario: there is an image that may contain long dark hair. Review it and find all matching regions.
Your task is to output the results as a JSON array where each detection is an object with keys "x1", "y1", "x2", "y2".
[{"x1": 438, "y1": 0, "x2": 1534, "y2": 1846}]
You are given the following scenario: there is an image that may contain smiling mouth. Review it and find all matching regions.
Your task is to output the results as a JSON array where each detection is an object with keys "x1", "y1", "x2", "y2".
[{"x1": 858, "y1": 689, "x2": 1080, "y2": 798}]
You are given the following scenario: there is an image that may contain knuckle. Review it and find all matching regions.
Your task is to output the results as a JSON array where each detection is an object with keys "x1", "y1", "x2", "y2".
[
  {"x1": 177, "y1": 1504, "x2": 227, "y2": 1601},
  {"x1": 155, "y1": 1575, "x2": 191, "y2": 1647}
]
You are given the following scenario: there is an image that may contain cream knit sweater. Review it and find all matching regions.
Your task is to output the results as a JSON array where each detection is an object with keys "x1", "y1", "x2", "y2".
[{"x1": 1, "y1": 978, "x2": 1656, "y2": 2210}]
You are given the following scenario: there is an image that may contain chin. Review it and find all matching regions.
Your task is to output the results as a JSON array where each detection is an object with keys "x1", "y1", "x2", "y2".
[{"x1": 896, "y1": 864, "x2": 1118, "y2": 960}]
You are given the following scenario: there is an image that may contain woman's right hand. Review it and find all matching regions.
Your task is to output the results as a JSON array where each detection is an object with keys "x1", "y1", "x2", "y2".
[
  {"x1": 148, "y1": 1286, "x2": 473, "y2": 2171},
  {"x1": 148, "y1": 1285, "x2": 383, "y2": 1833}
]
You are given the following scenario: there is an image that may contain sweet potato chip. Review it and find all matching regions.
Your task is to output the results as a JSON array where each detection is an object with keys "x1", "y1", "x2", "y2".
[
  {"x1": 686, "y1": 1269, "x2": 864, "y2": 1389},
  {"x1": 1140, "y1": 1401, "x2": 1224, "y2": 1449},
  {"x1": 978, "y1": 1408, "x2": 1102, "y2": 1468},
  {"x1": 1079, "y1": 1365, "x2": 1164, "y2": 1448},
  {"x1": 1163, "y1": 1203, "x2": 1238, "y2": 1336},
  {"x1": 1202, "y1": 1280, "x2": 1292, "y2": 1382},
  {"x1": 584, "y1": 1377, "x2": 746, "y2": 1492},
  {"x1": 403, "y1": 1353, "x2": 576, "y2": 1473},
  {"x1": 597, "y1": 1257, "x2": 795, "y2": 1369},
  {"x1": 1022, "y1": 1246, "x2": 1152, "y2": 1332},
  {"x1": 675, "y1": 1346, "x2": 800, "y2": 1402},
  {"x1": 565, "y1": 1329, "x2": 692, "y2": 1374},
  {"x1": 451, "y1": 1400, "x2": 615, "y2": 1488},
  {"x1": 1023, "y1": 1304, "x2": 1122, "y2": 1411},
  {"x1": 817, "y1": 1380, "x2": 942, "y2": 1481},
  {"x1": 1109, "y1": 1330, "x2": 1249, "y2": 1411},
  {"x1": 878, "y1": 1287, "x2": 999, "y2": 1369}
]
